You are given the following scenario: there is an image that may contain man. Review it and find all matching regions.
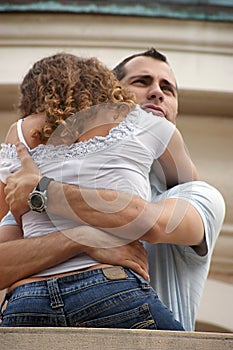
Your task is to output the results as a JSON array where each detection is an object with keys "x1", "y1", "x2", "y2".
[{"x1": 0, "y1": 48, "x2": 225, "y2": 331}]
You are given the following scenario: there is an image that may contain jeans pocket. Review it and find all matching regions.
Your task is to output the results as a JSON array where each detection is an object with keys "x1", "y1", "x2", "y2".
[{"x1": 79, "y1": 303, "x2": 157, "y2": 330}]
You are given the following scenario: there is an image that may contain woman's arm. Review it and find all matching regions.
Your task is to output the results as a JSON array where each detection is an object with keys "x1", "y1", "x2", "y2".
[
  {"x1": 155, "y1": 128, "x2": 199, "y2": 188},
  {"x1": 0, "y1": 122, "x2": 18, "y2": 220}
]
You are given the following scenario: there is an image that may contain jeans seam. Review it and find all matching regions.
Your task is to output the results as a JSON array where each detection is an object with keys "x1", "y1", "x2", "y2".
[{"x1": 47, "y1": 279, "x2": 64, "y2": 309}]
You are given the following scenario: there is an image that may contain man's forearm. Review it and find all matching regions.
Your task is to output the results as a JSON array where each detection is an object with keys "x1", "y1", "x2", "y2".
[
  {"x1": 47, "y1": 181, "x2": 157, "y2": 242},
  {"x1": 47, "y1": 181, "x2": 205, "y2": 247},
  {"x1": 0, "y1": 231, "x2": 84, "y2": 290},
  {"x1": 0, "y1": 226, "x2": 150, "y2": 289}
]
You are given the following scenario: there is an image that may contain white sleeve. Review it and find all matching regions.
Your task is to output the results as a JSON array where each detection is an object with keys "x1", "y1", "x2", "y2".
[
  {"x1": 0, "y1": 211, "x2": 18, "y2": 226},
  {"x1": 135, "y1": 106, "x2": 176, "y2": 159},
  {"x1": 159, "y1": 181, "x2": 226, "y2": 259}
]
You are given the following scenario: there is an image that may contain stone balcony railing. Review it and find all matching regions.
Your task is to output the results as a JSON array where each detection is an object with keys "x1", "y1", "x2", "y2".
[{"x1": 1, "y1": 327, "x2": 233, "y2": 350}]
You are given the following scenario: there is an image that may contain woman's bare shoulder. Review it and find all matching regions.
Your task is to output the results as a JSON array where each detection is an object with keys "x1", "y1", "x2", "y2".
[
  {"x1": 4, "y1": 114, "x2": 46, "y2": 148},
  {"x1": 4, "y1": 121, "x2": 18, "y2": 144}
]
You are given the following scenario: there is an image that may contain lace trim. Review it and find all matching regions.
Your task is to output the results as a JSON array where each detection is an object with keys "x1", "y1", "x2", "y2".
[{"x1": 0, "y1": 109, "x2": 139, "y2": 162}]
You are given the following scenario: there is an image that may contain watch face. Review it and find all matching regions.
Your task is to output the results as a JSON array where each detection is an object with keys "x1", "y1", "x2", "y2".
[
  {"x1": 29, "y1": 191, "x2": 47, "y2": 212},
  {"x1": 31, "y1": 194, "x2": 44, "y2": 208}
]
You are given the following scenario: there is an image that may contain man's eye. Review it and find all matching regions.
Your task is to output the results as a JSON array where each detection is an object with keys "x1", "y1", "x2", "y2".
[
  {"x1": 162, "y1": 86, "x2": 173, "y2": 93},
  {"x1": 132, "y1": 79, "x2": 146, "y2": 85}
]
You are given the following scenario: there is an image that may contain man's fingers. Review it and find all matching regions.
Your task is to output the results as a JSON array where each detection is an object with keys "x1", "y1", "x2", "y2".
[
  {"x1": 15, "y1": 142, "x2": 36, "y2": 169},
  {"x1": 131, "y1": 241, "x2": 148, "y2": 265},
  {"x1": 121, "y1": 241, "x2": 149, "y2": 281},
  {"x1": 16, "y1": 142, "x2": 36, "y2": 168},
  {"x1": 123, "y1": 260, "x2": 149, "y2": 281},
  {"x1": 133, "y1": 255, "x2": 148, "y2": 275},
  {"x1": 15, "y1": 142, "x2": 40, "y2": 175},
  {"x1": 15, "y1": 142, "x2": 30, "y2": 161}
]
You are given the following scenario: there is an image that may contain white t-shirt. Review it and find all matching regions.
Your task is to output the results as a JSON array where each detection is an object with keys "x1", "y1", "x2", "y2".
[{"x1": 146, "y1": 180, "x2": 225, "y2": 331}]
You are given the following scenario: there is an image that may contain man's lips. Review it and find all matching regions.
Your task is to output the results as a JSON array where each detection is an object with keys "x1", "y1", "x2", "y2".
[{"x1": 142, "y1": 104, "x2": 165, "y2": 117}]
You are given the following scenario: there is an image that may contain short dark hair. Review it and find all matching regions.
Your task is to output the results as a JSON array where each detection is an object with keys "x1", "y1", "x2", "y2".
[{"x1": 113, "y1": 48, "x2": 168, "y2": 81}]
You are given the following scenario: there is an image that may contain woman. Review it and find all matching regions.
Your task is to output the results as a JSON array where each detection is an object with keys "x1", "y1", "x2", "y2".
[{"x1": 0, "y1": 53, "x2": 196, "y2": 329}]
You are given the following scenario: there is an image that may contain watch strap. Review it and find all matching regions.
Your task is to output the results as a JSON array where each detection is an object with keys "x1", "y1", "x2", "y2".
[{"x1": 36, "y1": 176, "x2": 54, "y2": 192}]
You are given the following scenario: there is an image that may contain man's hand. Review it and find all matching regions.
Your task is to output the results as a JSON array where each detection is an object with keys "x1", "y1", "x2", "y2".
[
  {"x1": 4, "y1": 142, "x2": 41, "y2": 222},
  {"x1": 62, "y1": 226, "x2": 150, "y2": 281},
  {"x1": 86, "y1": 240, "x2": 149, "y2": 281}
]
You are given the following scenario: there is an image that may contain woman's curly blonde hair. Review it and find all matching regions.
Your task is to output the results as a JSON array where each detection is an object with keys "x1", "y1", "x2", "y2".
[{"x1": 18, "y1": 53, "x2": 136, "y2": 141}]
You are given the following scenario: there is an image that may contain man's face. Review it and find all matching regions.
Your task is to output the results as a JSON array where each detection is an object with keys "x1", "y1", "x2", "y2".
[{"x1": 120, "y1": 56, "x2": 178, "y2": 124}]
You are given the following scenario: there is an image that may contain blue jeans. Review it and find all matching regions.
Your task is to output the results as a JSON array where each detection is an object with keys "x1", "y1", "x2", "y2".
[{"x1": 0, "y1": 267, "x2": 184, "y2": 330}]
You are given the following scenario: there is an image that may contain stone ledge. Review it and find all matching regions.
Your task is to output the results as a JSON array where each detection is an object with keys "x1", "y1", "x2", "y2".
[{"x1": 1, "y1": 327, "x2": 233, "y2": 350}]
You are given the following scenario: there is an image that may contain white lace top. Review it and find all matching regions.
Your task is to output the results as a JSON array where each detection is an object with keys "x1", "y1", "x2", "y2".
[{"x1": 0, "y1": 105, "x2": 175, "y2": 276}]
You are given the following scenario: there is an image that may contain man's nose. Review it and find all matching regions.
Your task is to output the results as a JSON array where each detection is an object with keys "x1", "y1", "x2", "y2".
[{"x1": 147, "y1": 85, "x2": 164, "y2": 102}]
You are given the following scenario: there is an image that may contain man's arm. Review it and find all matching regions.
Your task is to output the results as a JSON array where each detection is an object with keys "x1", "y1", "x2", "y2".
[
  {"x1": 5, "y1": 142, "x2": 205, "y2": 247},
  {"x1": 0, "y1": 228, "x2": 79, "y2": 290},
  {"x1": 0, "y1": 223, "x2": 149, "y2": 290}
]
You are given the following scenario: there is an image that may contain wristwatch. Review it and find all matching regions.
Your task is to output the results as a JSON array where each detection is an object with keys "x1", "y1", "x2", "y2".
[{"x1": 28, "y1": 176, "x2": 54, "y2": 213}]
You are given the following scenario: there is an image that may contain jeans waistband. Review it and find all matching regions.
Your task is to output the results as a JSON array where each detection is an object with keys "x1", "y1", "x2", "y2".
[{"x1": 7, "y1": 266, "x2": 146, "y2": 295}]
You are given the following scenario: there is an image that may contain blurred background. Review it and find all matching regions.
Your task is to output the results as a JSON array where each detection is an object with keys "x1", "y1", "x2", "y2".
[{"x1": 0, "y1": 0, "x2": 232, "y2": 332}]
